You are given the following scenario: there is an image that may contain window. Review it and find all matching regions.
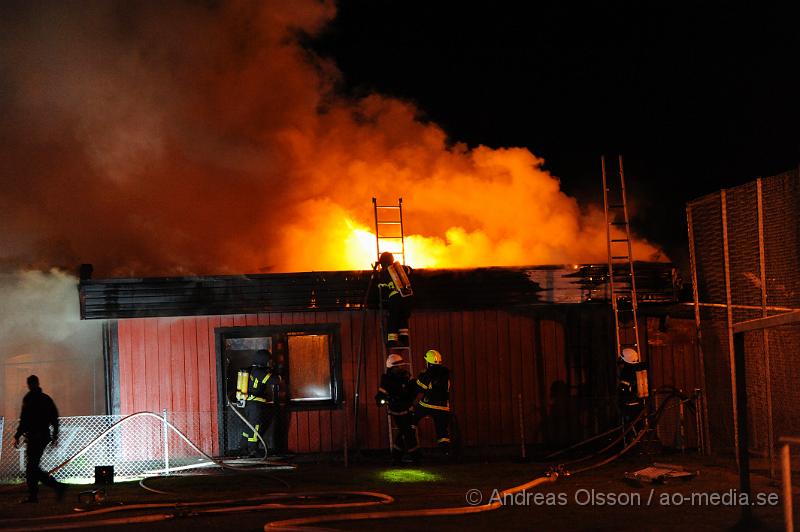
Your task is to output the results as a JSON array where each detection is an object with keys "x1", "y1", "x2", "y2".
[
  {"x1": 216, "y1": 323, "x2": 342, "y2": 409},
  {"x1": 287, "y1": 334, "x2": 332, "y2": 402}
]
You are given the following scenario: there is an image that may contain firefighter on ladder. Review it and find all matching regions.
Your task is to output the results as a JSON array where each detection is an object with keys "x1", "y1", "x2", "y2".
[
  {"x1": 413, "y1": 349, "x2": 452, "y2": 457},
  {"x1": 618, "y1": 347, "x2": 648, "y2": 428},
  {"x1": 375, "y1": 353, "x2": 419, "y2": 465},
  {"x1": 377, "y1": 251, "x2": 412, "y2": 354},
  {"x1": 237, "y1": 349, "x2": 278, "y2": 458}
]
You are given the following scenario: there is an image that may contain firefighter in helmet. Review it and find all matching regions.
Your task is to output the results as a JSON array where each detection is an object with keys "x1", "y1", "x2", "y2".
[
  {"x1": 618, "y1": 347, "x2": 648, "y2": 424},
  {"x1": 238, "y1": 349, "x2": 278, "y2": 457},
  {"x1": 413, "y1": 349, "x2": 452, "y2": 456},
  {"x1": 375, "y1": 353, "x2": 419, "y2": 464},
  {"x1": 377, "y1": 251, "x2": 413, "y2": 353}
]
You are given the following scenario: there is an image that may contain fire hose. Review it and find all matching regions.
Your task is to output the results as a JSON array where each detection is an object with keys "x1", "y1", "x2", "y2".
[
  {"x1": 4, "y1": 392, "x2": 688, "y2": 531},
  {"x1": 262, "y1": 390, "x2": 689, "y2": 531}
]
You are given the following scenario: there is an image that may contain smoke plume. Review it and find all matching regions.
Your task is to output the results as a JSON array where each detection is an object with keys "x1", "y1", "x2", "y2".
[
  {"x1": 0, "y1": 270, "x2": 103, "y2": 417},
  {"x1": 0, "y1": 1, "x2": 663, "y2": 276}
]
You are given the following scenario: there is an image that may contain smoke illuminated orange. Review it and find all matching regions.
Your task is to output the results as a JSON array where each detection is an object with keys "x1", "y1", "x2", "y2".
[{"x1": 0, "y1": 2, "x2": 665, "y2": 276}]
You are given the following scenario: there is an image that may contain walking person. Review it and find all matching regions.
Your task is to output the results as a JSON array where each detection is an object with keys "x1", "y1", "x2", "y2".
[{"x1": 13, "y1": 375, "x2": 66, "y2": 503}]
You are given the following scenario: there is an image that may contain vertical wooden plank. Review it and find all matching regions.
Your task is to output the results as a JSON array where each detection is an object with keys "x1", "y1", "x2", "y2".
[
  {"x1": 460, "y1": 312, "x2": 477, "y2": 446},
  {"x1": 316, "y1": 311, "x2": 332, "y2": 453},
  {"x1": 183, "y1": 318, "x2": 200, "y2": 444},
  {"x1": 157, "y1": 319, "x2": 172, "y2": 413},
  {"x1": 195, "y1": 317, "x2": 212, "y2": 454},
  {"x1": 170, "y1": 320, "x2": 186, "y2": 413},
  {"x1": 245, "y1": 313, "x2": 258, "y2": 326},
  {"x1": 519, "y1": 314, "x2": 537, "y2": 443},
  {"x1": 117, "y1": 320, "x2": 134, "y2": 414},
  {"x1": 130, "y1": 319, "x2": 147, "y2": 413},
  {"x1": 474, "y1": 311, "x2": 490, "y2": 448},
  {"x1": 448, "y1": 312, "x2": 466, "y2": 446},
  {"x1": 333, "y1": 310, "x2": 353, "y2": 451},
  {"x1": 365, "y1": 309, "x2": 383, "y2": 450},
  {"x1": 508, "y1": 312, "x2": 523, "y2": 445},
  {"x1": 483, "y1": 311, "x2": 500, "y2": 444},
  {"x1": 497, "y1": 311, "x2": 513, "y2": 445}
]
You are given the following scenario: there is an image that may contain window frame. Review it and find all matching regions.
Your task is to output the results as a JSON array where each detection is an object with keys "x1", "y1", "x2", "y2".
[{"x1": 215, "y1": 323, "x2": 343, "y2": 413}]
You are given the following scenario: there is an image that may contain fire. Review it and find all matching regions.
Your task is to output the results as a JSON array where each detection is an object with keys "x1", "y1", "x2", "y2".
[
  {"x1": 0, "y1": 2, "x2": 666, "y2": 277},
  {"x1": 278, "y1": 145, "x2": 664, "y2": 272}
]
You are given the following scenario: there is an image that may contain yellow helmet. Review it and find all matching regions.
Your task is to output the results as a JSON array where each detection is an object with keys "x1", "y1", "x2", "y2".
[{"x1": 424, "y1": 349, "x2": 442, "y2": 365}]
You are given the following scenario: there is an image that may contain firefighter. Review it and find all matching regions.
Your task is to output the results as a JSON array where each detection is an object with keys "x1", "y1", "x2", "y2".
[
  {"x1": 413, "y1": 349, "x2": 452, "y2": 456},
  {"x1": 618, "y1": 347, "x2": 648, "y2": 425},
  {"x1": 377, "y1": 251, "x2": 412, "y2": 352},
  {"x1": 375, "y1": 354, "x2": 419, "y2": 465},
  {"x1": 13, "y1": 375, "x2": 66, "y2": 503},
  {"x1": 240, "y1": 349, "x2": 278, "y2": 458}
]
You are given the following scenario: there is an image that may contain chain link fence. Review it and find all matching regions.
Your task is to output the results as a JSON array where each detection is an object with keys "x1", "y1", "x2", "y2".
[
  {"x1": 688, "y1": 167, "x2": 800, "y2": 471},
  {"x1": 0, "y1": 411, "x2": 216, "y2": 484}
]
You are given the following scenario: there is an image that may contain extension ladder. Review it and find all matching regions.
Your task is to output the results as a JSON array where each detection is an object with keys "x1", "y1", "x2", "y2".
[
  {"x1": 372, "y1": 197, "x2": 407, "y2": 266},
  {"x1": 372, "y1": 197, "x2": 413, "y2": 451},
  {"x1": 601, "y1": 156, "x2": 641, "y2": 360}
]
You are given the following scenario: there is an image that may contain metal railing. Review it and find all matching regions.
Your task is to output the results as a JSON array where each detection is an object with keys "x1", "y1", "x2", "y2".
[{"x1": 0, "y1": 411, "x2": 216, "y2": 484}]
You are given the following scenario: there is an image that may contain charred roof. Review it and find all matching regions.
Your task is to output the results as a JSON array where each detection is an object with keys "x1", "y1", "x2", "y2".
[{"x1": 79, "y1": 262, "x2": 679, "y2": 320}]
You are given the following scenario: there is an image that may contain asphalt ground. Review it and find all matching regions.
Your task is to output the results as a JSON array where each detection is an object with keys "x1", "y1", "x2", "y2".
[{"x1": 0, "y1": 452, "x2": 795, "y2": 531}]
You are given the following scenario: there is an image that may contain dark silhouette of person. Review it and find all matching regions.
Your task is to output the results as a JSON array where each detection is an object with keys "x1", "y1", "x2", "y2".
[{"x1": 13, "y1": 375, "x2": 66, "y2": 503}]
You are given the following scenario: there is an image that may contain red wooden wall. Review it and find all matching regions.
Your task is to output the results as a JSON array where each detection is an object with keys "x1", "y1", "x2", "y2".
[{"x1": 116, "y1": 309, "x2": 703, "y2": 456}]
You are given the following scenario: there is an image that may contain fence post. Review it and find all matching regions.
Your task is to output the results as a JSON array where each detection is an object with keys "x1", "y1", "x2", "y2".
[
  {"x1": 782, "y1": 441, "x2": 794, "y2": 532},
  {"x1": 162, "y1": 409, "x2": 170, "y2": 475}
]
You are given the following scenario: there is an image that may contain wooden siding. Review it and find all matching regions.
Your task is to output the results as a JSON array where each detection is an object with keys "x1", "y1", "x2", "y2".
[{"x1": 116, "y1": 308, "x2": 701, "y2": 455}]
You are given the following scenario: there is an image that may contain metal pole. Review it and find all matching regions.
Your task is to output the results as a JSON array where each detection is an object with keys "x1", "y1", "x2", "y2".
[
  {"x1": 162, "y1": 408, "x2": 170, "y2": 475},
  {"x1": 518, "y1": 393, "x2": 526, "y2": 460},
  {"x1": 733, "y1": 332, "x2": 751, "y2": 525},
  {"x1": 756, "y1": 178, "x2": 776, "y2": 478},
  {"x1": 782, "y1": 442, "x2": 794, "y2": 532},
  {"x1": 687, "y1": 204, "x2": 711, "y2": 454},
  {"x1": 721, "y1": 190, "x2": 740, "y2": 463}
]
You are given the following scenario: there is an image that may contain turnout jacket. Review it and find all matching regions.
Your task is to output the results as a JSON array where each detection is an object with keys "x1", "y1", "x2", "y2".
[
  {"x1": 15, "y1": 387, "x2": 59, "y2": 442},
  {"x1": 376, "y1": 368, "x2": 416, "y2": 414},
  {"x1": 247, "y1": 366, "x2": 276, "y2": 404},
  {"x1": 415, "y1": 365, "x2": 451, "y2": 411}
]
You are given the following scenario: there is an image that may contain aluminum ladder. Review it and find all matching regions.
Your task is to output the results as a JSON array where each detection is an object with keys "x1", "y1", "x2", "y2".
[
  {"x1": 372, "y1": 197, "x2": 413, "y2": 452},
  {"x1": 601, "y1": 155, "x2": 641, "y2": 360}
]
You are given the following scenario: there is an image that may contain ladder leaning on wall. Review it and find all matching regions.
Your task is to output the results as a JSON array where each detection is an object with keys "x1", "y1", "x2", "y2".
[
  {"x1": 372, "y1": 197, "x2": 413, "y2": 451},
  {"x1": 601, "y1": 156, "x2": 641, "y2": 361},
  {"x1": 353, "y1": 198, "x2": 412, "y2": 451}
]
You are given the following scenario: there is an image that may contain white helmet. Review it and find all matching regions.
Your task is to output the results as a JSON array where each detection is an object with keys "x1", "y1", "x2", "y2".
[
  {"x1": 621, "y1": 347, "x2": 640, "y2": 364},
  {"x1": 386, "y1": 354, "x2": 409, "y2": 368}
]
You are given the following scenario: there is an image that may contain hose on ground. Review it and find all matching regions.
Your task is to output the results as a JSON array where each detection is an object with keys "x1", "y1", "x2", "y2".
[
  {"x1": 0, "y1": 492, "x2": 395, "y2": 531},
  {"x1": 263, "y1": 473, "x2": 559, "y2": 531}
]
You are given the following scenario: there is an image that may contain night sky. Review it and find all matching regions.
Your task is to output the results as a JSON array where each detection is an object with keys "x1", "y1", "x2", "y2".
[
  {"x1": 0, "y1": 1, "x2": 798, "y2": 276},
  {"x1": 312, "y1": 1, "x2": 800, "y2": 270}
]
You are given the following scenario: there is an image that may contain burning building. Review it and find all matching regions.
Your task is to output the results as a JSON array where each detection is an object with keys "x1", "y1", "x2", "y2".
[{"x1": 77, "y1": 263, "x2": 700, "y2": 457}]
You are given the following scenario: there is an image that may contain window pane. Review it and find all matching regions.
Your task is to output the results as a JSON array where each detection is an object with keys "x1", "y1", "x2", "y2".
[{"x1": 287, "y1": 335, "x2": 332, "y2": 401}]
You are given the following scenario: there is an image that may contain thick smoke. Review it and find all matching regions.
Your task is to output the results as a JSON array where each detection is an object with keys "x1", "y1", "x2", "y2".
[
  {"x1": 0, "y1": 1, "x2": 662, "y2": 276},
  {"x1": 0, "y1": 270, "x2": 103, "y2": 417}
]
